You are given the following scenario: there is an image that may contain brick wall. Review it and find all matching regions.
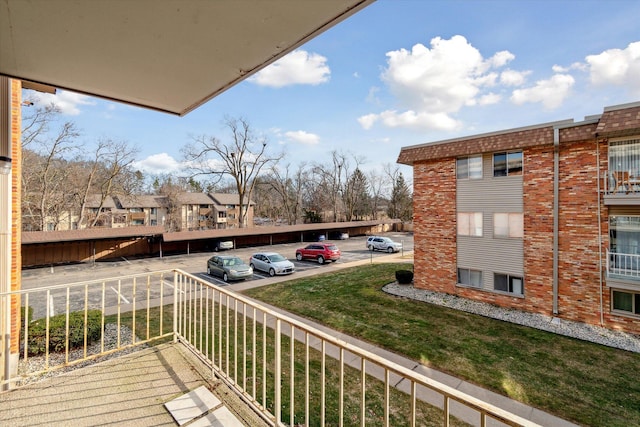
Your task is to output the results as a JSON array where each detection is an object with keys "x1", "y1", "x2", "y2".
[
  {"x1": 412, "y1": 159, "x2": 457, "y2": 293},
  {"x1": 410, "y1": 125, "x2": 640, "y2": 335}
]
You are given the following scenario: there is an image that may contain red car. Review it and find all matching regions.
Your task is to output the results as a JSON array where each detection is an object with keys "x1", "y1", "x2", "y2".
[{"x1": 295, "y1": 243, "x2": 341, "y2": 264}]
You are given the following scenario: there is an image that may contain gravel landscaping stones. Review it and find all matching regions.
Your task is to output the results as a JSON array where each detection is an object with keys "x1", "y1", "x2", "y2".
[{"x1": 383, "y1": 282, "x2": 640, "y2": 353}]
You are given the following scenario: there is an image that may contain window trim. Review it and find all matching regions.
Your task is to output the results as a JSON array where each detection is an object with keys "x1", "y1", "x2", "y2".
[
  {"x1": 457, "y1": 212, "x2": 483, "y2": 237},
  {"x1": 493, "y1": 273, "x2": 524, "y2": 295},
  {"x1": 457, "y1": 267, "x2": 483, "y2": 288},
  {"x1": 493, "y1": 213, "x2": 524, "y2": 238},
  {"x1": 456, "y1": 155, "x2": 483, "y2": 180},
  {"x1": 493, "y1": 151, "x2": 523, "y2": 177},
  {"x1": 611, "y1": 289, "x2": 640, "y2": 317}
]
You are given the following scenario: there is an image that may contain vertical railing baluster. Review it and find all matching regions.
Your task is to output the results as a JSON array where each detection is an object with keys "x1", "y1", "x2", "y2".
[
  {"x1": 234, "y1": 299, "x2": 238, "y2": 384},
  {"x1": 305, "y1": 332, "x2": 309, "y2": 427},
  {"x1": 101, "y1": 282, "x2": 106, "y2": 353},
  {"x1": 339, "y1": 347, "x2": 344, "y2": 427},
  {"x1": 83, "y1": 284, "x2": 89, "y2": 359},
  {"x1": 146, "y1": 275, "x2": 151, "y2": 340},
  {"x1": 410, "y1": 381, "x2": 416, "y2": 427},
  {"x1": 132, "y1": 277, "x2": 137, "y2": 344},
  {"x1": 23, "y1": 293, "x2": 29, "y2": 363},
  {"x1": 243, "y1": 302, "x2": 247, "y2": 392},
  {"x1": 252, "y1": 307, "x2": 257, "y2": 399},
  {"x1": 65, "y1": 287, "x2": 70, "y2": 364},
  {"x1": 321, "y1": 340, "x2": 326, "y2": 427},
  {"x1": 275, "y1": 318, "x2": 281, "y2": 426},
  {"x1": 290, "y1": 324, "x2": 295, "y2": 427},
  {"x1": 360, "y1": 358, "x2": 366, "y2": 427},
  {"x1": 384, "y1": 369, "x2": 389, "y2": 427},
  {"x1": 45, "y1": 289, "x2": 50, "y2": 369},
  {"x1": 262, "y1": 311, "x2": 267, "y2": 410},
  {"x1": 226, "y1": 295, "x2": 230, "y2": 378},
  {"x1": 117, "y1": 280, "x2": 122, "y2": 348},
  {"x1": 443, "y1": 395, "x2": 450, "y2": 427}
]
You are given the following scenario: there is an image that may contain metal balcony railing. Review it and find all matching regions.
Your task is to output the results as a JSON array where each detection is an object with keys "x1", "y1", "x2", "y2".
[
  {"x1": 606, "y1": 249, "x2": 640, "y2": 279},
  {"x1": 603, "y1": 170, "x2": 640, "y2": 195},
  {"x1": 1, "y1": 270, "x2": 540, "y2": 427}
]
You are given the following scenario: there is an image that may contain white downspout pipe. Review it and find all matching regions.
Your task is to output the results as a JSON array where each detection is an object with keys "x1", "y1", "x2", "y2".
[{"x1": 0, "y1": 76, "x2": 13, "y2": 390}]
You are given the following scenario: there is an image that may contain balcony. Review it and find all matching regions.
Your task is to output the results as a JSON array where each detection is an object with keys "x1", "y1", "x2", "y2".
[
  {"x1": 0, "y1": 270, "x2": 547, "y2": 426},
  {"x1": 603, "y1": 170, "x2": 640, "y2": 205},
  {"x1": 606, "y1": 249, "x2": 640, "y2": 282}
]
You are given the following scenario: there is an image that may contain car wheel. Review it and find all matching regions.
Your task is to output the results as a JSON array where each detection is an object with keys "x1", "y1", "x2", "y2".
[
  {"x1": 387, "y1": 247, "x2": 394, "y2": 253},
  {"x1": 296, "y1": 253, "x2": 303, "y2": 261},
  {"x1": 223, "y1": 273, "x2": 229, "y2": 282},
  {"x1": 368, "y1": 245, "x2": 374, "y2": 251},
  {"x1": 318, "y1": 256, "x2": 325, "y2": 264},
  {"x1": 269, "y1": 268, "x2": 276, "y2": 277},
  {"x1": 207, "y1": 267, "x2": 211, "y2": 275}
]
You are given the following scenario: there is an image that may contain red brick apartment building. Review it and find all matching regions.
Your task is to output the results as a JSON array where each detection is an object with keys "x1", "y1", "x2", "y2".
[{"x1": 398, "y1": 101, "x2": 640, "y2": 335}]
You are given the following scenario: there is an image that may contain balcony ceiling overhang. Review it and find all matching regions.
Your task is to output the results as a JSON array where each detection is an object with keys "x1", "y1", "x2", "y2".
[{"x1": 1, "y1": 0, "x2": 374, "y2": 116}]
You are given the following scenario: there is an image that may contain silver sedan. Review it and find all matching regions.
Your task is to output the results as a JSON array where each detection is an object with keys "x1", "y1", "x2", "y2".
[{"x1": 249, "y1": 252, "x2": 295, "y2": 276}]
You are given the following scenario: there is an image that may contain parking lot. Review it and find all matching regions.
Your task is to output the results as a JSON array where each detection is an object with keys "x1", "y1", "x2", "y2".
[{"x1": 20, "y1": 233, "x2": 413, "y2": 316}]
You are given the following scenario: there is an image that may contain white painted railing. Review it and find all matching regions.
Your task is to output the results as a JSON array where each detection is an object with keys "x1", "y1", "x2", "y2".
[
  {"x1": 606, "y1": 249, "x2": 640, "y2": 279},
  {"x1": 1, "y1": 269, "x2": 541, "y2": 426}
]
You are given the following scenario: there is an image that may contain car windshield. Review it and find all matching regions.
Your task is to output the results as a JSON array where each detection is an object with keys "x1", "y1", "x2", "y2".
[
  {"x1": 268, "y1": 254, "x2": 286, "y2": 262},
  {"x1": 225, "y1": 257, "x2": 242, "y2": 266},
  {"x1": 327, "y1": 245, "x2": 338, "y2": 250}
]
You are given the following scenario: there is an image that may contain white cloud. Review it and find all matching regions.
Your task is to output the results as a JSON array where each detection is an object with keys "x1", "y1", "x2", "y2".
[
  {"x1": 249, "y1": 50, "x2": 330, "y2": 88},
  {"x1": 28, "y1": 90, "x2": 95, "y2": 115},
  {"x1": 284, "y1": 130, "x2": 320, "y2": 145},
  {"x1": 362, "y1": 35, "x2": 517, "y2": 131},
  {"x1": 510, "y1": 74, "x2": 575, "y2": 109},
  {"x1": 358, "y1": 110, "x2": 460, "y2": 131},
  {"x1": 500, "y1": 69, "x2": 531, "y2": 86},
  {"x1": 586, "y1": 41, "x2": 640, "y2": 95},
  {"x1": 133, "y1": 153, "x2": 182, "y2": 175}
]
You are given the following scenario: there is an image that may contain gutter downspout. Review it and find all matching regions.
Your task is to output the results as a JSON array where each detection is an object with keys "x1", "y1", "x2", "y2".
[
  {"x1": 596, "y1": 136, "x2": 604, "y2": 325},
  {"x1": 553, "y1": 128, "x2": 559, "y2": 315}
]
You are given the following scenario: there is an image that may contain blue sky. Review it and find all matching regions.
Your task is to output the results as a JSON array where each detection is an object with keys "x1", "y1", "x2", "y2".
[{"x1": 23, "y1": 0, "x2": 640, "y2": 180}]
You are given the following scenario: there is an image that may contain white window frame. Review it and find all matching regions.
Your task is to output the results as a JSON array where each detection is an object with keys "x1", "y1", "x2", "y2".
[
  {"x1": 457, "y1": 212, "x2": 483, "y2": 236},
  {"x1": 456, "y1": 155, "x2": 483, "y2": 180},
  {"x1": 494, "y1": 273, "x2": 524, "y2": 295},
  {"x1": 612, "y1": 289, "x2": 640, "y2": 316},
  {"x1": 457, "y1": 268, "x2": 483, "y2": 287},
  {"x1": 494, "y1": 213, "x2": 524, "y2": 238}
]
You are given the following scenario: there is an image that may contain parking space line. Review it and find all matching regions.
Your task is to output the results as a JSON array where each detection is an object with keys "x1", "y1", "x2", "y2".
[{"x1": 110, "y1": 286, "x2": 130, "y2": 304}]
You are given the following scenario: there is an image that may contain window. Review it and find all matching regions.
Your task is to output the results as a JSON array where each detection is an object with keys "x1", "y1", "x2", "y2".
[
  {"x1": 493, "y1": 151, "x2": 523, "y2": 177},
  {"x1": 457, "y1": 212, "x2": 483, "y2": 236},
  {"x1": 150, "y1": 208, "x2": 157, "y2": 215},
  {"x1": 457, "y1": 268, "x2": 482, "y2": 287},
  {"x1": 494, "y1": 213, "x2": 524, "y2": 238},
  {"x1": 494, "y1": 273, "x2": 523, "y2": 295},
  {"x1": 612, "y1": 290, "x2": 640, "y2": 315},
  {"x1": 609, "y1": 216, "x2": 640, "y2": 274},
  {"x1": 609, "y1": 138, "x2": 640, "y2": 175},
  {"x1": 457, "y1": 155, "x2": 483, "y2": 179}
]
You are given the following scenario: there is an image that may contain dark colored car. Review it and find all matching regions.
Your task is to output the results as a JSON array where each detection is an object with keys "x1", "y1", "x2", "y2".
[
  {"x1": 206, "y1": 255, "x2": 253, "y2": 282},
  {"x1": 295, "y1": 243, "x2": 341, "y2": 264}
]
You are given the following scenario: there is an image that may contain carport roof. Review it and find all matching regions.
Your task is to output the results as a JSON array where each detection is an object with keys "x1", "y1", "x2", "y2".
[{"x1": 1, "y1": 0, "x2": 374, "y2": 116}]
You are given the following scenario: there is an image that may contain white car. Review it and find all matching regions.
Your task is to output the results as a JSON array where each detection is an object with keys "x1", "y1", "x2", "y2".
[
  {"x1": 249, "y1": 252, "x2": 295, "y2": 276},
  {"x1": 366, "y1": 236, "x2": 403, "y2": 253}
]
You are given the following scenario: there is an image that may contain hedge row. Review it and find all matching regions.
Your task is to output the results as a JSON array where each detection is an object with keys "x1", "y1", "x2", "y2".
[{"x1": 23, "y1": 310, "x2": 103, "y2": 356}]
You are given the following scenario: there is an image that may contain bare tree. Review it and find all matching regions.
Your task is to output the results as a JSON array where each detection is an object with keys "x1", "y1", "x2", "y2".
[
  {"x1": 182, "y1": 117, "x2": 283, "y2": 228},
  {"x1": 366, "y1": 169, "x2": 386, "y2": 219},
  {"x1": 259, "y1": 162, "x2": 307, "y2": 225},
  {"x1": 21, "y1": 103, "x2": 80, "y2": 230},
  {"x1": 70, "y1": 138, "x2": 139, "y2": 228}
]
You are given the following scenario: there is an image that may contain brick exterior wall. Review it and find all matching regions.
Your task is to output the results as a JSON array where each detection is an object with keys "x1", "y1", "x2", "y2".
[
  {"x1": 412, "y1": 159, "x2": 457, "y2": 293},
  {"x1": 406, "y1": 105, "x2": 640, "y2": 336}
]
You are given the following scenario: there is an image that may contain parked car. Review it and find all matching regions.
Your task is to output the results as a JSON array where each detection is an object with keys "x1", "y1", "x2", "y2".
[
  {"x1": 295, "y1": 243, "x2": 341, "y2": 264},
  {"x1": 206, "y1": 255, "x2": 253, "y2": 282},
  {"x1": 212, "y1": 240, "x2": 233, "y2": 251},
  {"x1": 249, "y1": 252, "x2": 295, "y2": 276},
  {"x1": 366, "y1": 236, "x2": 403, "y2": 253}
]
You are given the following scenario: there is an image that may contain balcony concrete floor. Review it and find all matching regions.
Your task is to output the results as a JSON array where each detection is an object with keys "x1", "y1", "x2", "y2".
[{"x1": 0, "y1": 343, "x2": 268, "y2": 427}]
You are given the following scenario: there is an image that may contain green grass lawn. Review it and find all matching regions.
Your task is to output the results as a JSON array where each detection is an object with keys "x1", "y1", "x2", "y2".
[{"x1": 243, "y1": 262, "x2": 640, "y2": 427}]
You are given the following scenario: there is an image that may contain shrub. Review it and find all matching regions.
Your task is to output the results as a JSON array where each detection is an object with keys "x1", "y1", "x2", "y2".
[
  {"x1": 25, "y1": 310, "x2": 103, "y2": 356},
  {"x1": 395, "y1": 270, "x2": 414, "y2": 284}
]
